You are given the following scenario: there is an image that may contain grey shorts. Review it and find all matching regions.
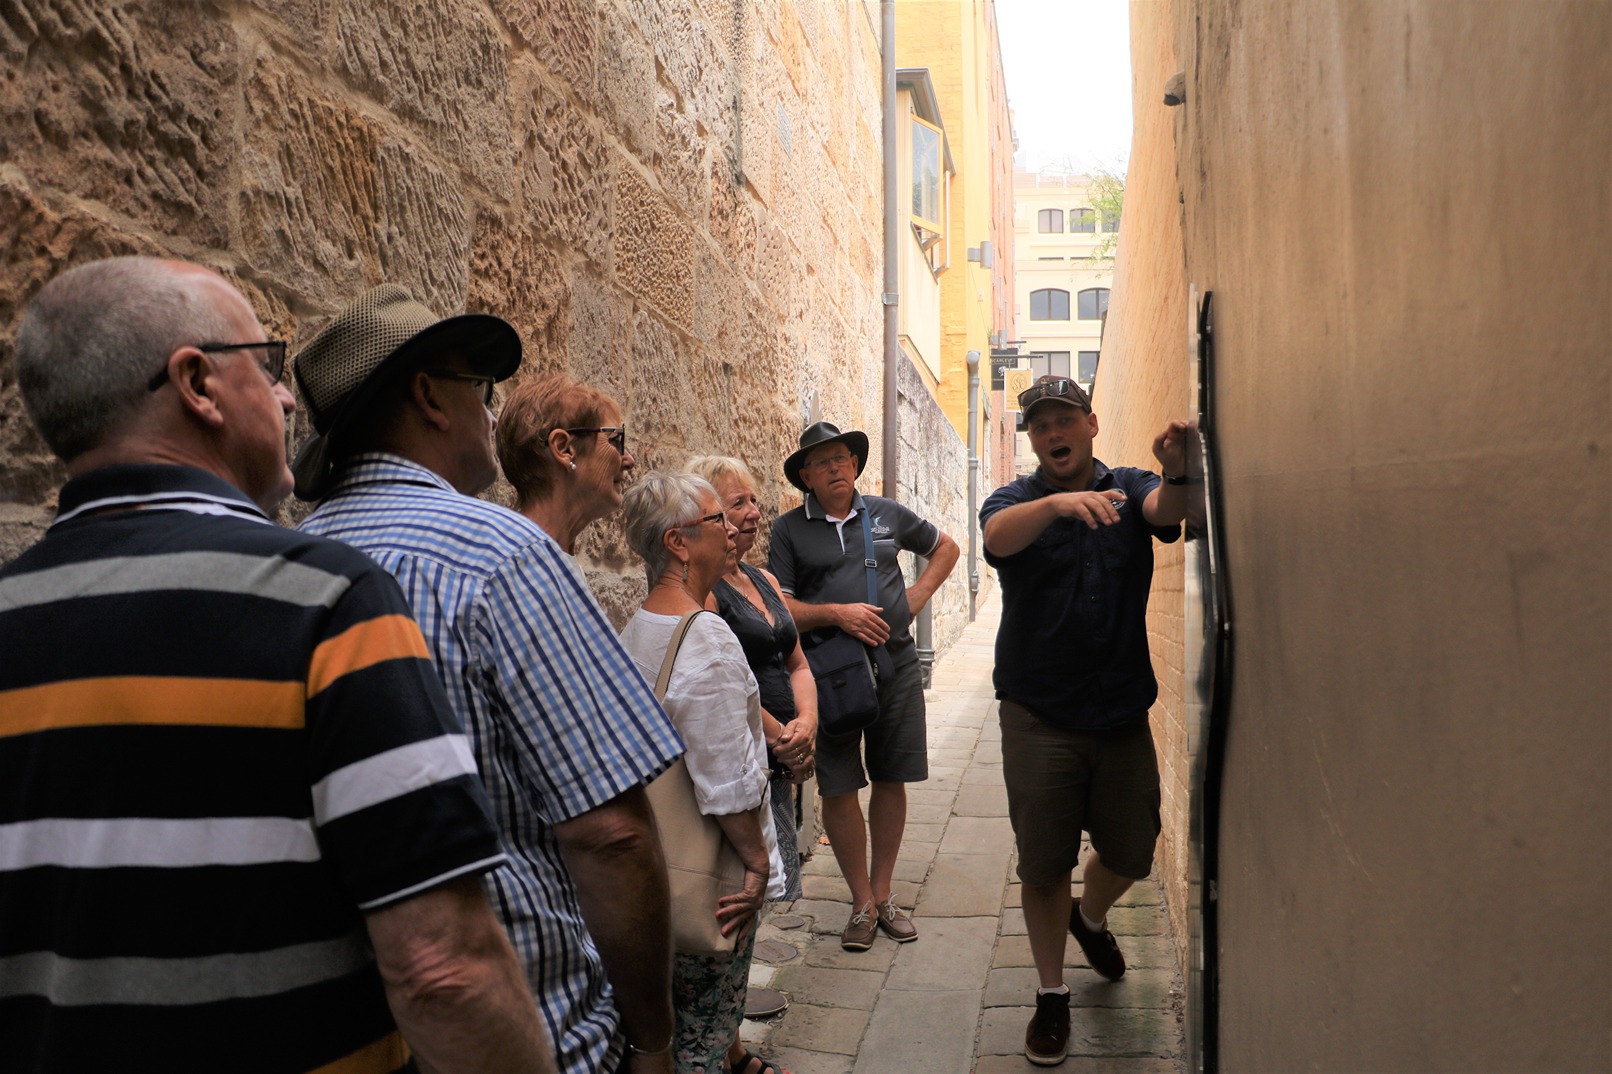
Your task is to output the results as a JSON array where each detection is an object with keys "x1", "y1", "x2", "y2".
[
  {"x1": 815, "y1": 657, "x2": 928, "y2": 798},
  {"x1": 997, "y1": 698, "x2": 1161, "y2": 885}
]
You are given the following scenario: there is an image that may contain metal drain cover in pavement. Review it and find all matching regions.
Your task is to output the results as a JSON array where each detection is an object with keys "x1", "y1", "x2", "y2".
[
  {"x1": 751, "y1": 939, "x2": 799, "y2": 964},
  {"x1": 743, "y1": 987, "x2": 790, "y2": 1019}
]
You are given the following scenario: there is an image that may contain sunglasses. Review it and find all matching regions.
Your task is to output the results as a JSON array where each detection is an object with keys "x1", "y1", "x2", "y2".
[
  {"x1": 147, "y1": 341, "x2": 287, "y2": 392},
  {"x1": 426, "y1": 370, "x2": 497, "y2": 406},
  {"x1": 1017, "y1": 377, "x2": 1089, "y2": 411},
  {"x1": 567, "y1": 426, "x2": 628, "y2": 455}
]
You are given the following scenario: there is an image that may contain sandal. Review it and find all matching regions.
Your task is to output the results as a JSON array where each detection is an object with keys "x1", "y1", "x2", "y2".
[{"x1": 728, "y1": 1049, "x2": 790, "y2": 1074}]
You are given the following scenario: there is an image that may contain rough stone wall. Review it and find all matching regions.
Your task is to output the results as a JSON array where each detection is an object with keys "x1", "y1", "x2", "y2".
[
  {"x1": 896, "y1": 351, "x2": 973, "y2": 656},
  {"x1": 1116, "y1": 1, "x2": 1610, "y2": 1070},
  {"x1": 1, "y1": 0, "x2": 902, "y2": 629}
]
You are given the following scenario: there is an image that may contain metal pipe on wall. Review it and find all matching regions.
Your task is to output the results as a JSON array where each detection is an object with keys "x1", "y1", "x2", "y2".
[
  {"x1": 966, "y1": 349, "x2": 980, "y2": 621},
  {"x1": 879, "y1": 0, "x2": 899, "y2": 498}
]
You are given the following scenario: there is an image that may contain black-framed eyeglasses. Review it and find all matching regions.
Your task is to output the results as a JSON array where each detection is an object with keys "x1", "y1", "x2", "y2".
[
  {"x1": 147, "y1": 341, "x2": 287, "y2": 392},
  {"x1": 567, "y1": 426, "x2": 627, "y2": 455},
  {"x1": 426, "y1": 370, "x2": 497, "y2": 406},
  {"x1": 804, "y1": 451, "x2": 856, "y2": 474},
  {"x1": 676, "y1": 511, "x2": 726, "y2": 530},
  {"x1": 1017, "y1": 376, "x2": 1090, "y2": 411}
]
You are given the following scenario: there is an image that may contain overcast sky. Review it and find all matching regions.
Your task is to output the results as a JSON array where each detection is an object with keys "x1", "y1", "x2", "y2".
[{"x1": 993, "y1": 0, "x2": 1133, "y2": 174}]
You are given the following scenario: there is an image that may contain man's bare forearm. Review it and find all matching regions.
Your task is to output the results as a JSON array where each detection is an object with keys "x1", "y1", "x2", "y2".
[
  {"x1": 555, "y1": 785, "x2": 674, "y2": 1055},
  {"x1": 368, "y1": 877, "x2": 556, "y2": 1074}
]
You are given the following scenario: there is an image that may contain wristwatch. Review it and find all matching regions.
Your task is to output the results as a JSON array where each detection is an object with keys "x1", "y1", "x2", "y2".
[{"x1": 1161, "y1": 471, "x2": 1191, "y2": 485}]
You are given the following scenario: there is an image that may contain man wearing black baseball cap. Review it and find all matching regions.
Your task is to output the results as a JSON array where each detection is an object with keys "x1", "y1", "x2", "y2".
[{"x1": 980, "y1": 375, "x2": 1192, "y2": 1066}]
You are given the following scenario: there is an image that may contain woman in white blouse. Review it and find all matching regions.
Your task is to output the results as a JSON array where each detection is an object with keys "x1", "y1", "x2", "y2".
[{"x1": 619, "y1": 471, "x2": 787, "y2": 1074}]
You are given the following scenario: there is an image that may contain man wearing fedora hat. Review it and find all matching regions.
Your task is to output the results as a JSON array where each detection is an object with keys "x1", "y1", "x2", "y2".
[
  {"x1": 293, "y1": 285, "x2": 685, "y2": 1074},
  {"x1": 981, "y1": 374, "x2": 1191, "y2": 1066},
  {"x1": 768, "y1": 421, "x2": 959, "y2": 951},
  {"x1": 0, "y1": 258, "x2": 552, "y2": 1071}
]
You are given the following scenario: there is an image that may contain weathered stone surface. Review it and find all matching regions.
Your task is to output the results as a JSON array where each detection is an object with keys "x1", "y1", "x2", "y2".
[
  {"x1": 468, "y1": 211, "x2": 572, "y2": 379},
  {"x1": 514, "y1": 59, "x2": 613, "y2": 263},
  {"x1": 335, "y1": 0, "x2": 514, "y2": 200},
  {"x1": 596, "y1": 2, "x2": 657, "y2": 158},
  {"x1": 241, "y1": 0, "x2": 330, "y2": 48},
  {"x1": 707, "y1": 162, "x2": 758, "y2": 278},
  {"x1": 0, "y1": 1, "x2": 236, "y2": 247},
  {"x1": 493, "y1": 0, "x2": 598, "y2": 95},
  {"x1": 374, "y1": 141, "x2": 471, "y2": 314},
  {"x1": 654, "y1": 90, "x2": 705, "y2": 219},
  {"x1": 239, "y1": 65, "x2": 383, "y2": 295},
  {"x1": 613, "y1": 165, "x2": 694, "y2": 329}
]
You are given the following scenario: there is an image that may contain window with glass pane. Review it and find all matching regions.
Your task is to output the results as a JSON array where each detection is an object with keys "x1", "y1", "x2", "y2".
[
  {"x1": 1078, "y1": 351, "x2": 1100, "y2": 381},
  {"x1": 1101, "y1": 209, "x2": 1120, "y2": 233},
  {"x1": 1037, "y1": 208, "x2": 1063, "y2": 233},
  {"x1": 1028, "y1": 351, "x2": 1072, "y2": 379},
  {"x1": 1077, "y1": 287, "x2": 1110, "y2": 320},
  {"x1": 1071, "y1": 208, "x2": 1096, "y2": 234},
  {"x1": 911, "y1": 117, "x2": 943, "y2": 231},
  {"x1": 1030, "y1": 288, "x2": 1070, "y2": 320}
]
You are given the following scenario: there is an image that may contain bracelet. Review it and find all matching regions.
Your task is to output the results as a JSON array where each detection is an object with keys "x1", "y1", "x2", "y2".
[
  {"x1": 1161, "y1": 471, "x2": 1191, "y2": 485},
  {"x1": 629, "y1": 1038, "x2": 673, "y2": 1057}
]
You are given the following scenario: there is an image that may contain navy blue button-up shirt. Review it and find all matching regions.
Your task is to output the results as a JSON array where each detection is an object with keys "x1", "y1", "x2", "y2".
[{"x1": 980, "y1": 462, "x2": 1181, "y2": 731}]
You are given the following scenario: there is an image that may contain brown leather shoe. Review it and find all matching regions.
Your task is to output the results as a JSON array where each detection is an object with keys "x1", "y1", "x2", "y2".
[
  {"x1": 875, "y1": 898, "x2": 917, "y2": 942},
  {"x1": 841, "y1": 904, "x2": 877, "y2": 951},
  {"x1": 1069, "y1": 898, "x2": 1126, "y2": 980},
  {"x1": 1025, "y1": 989, "x2": 1071, "y2": 1065}
]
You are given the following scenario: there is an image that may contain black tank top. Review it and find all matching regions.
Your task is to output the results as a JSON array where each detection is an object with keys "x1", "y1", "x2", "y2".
[{"x1": 711, "y1": 561, "x2": 799, "y2": 726}]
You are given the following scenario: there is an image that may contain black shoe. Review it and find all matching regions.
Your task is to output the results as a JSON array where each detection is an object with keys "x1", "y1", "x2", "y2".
[
  {"x1": 1025, "y1": 989, "x2": 1071, "y2": 1066},
  {"x1": 1069, "y1": 898, "x2": 1126, "y2": 981}
]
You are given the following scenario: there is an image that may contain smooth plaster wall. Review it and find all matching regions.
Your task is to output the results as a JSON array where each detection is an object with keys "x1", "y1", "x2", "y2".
[
  {"x1": 1112, "y1": 0, "x2": 1611, "y2": 1068},
  {"x1": 0, "y1": 0, "x2": 974, "y2": 648}
]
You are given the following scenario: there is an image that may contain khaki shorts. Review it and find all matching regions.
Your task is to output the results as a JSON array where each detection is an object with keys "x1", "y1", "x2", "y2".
[{"x1": 997, "y1": 698, "x2": 1161, "y2": 884}]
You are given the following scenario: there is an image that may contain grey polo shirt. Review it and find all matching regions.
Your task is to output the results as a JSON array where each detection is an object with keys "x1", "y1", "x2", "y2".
[{"x1": 768, "y1": 490, "x2": 941, "y2": 668}]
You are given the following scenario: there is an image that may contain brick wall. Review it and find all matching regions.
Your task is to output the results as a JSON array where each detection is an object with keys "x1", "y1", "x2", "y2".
[{"x1": 0, "y1": 0, "x2": 917, "y2": 630}]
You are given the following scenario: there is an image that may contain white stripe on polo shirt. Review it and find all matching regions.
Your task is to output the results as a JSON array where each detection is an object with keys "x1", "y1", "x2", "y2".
[
  {"x1": 313, "y1": 734, "x2": 480, "y2": 824},
  {"x1": 0, "y1": 816, "x2": 320, "y2": 869}
]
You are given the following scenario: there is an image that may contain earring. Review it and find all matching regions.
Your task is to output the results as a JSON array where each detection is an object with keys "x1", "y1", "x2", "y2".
[
  {"x1": 569, "y1": 461, "x2": 577, "y2": 471},
  {"x1": 681, "y1": 561, "x2": 689, "y2": 583}
]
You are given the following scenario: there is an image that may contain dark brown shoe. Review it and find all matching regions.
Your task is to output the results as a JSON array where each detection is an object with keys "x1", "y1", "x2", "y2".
[
  {"x1": 1069, "y1": 898, "x2": 1126, "y2": 980},
  {"x1": 1025, "y1": 989, "x2": 1071, "y2": 1066}
]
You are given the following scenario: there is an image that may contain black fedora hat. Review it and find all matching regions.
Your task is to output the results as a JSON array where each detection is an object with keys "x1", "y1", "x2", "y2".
[
  {"x1": 290, "y1": 284, "x2": 520, "y2": 501},
  {"x1": 783, "y1": 421, "x2": 869, "y2": 492}
]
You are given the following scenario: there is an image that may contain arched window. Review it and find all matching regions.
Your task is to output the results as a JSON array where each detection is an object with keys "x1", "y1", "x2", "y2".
[
  {"x1": 1037, "y1": 208, "x2": 1063, "y2": 234},
  {"x1": 1070, "y1": 208, "x2": 1096, "y2": 234},
  {"x1": 1030, "y1": 289, "x2": 1070, "y2": 320},
  {"x1": 1077, "y1": 288, "x2": 1110, "y2": 320},
  {"x1": 1101, "y1": 209, "x2": 1120, "y2": 233}
]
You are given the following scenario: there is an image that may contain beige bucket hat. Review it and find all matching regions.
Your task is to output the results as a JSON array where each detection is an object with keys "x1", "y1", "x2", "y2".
[{"x1": 290, "y1": 284, "x2": 520, "y2": 500}]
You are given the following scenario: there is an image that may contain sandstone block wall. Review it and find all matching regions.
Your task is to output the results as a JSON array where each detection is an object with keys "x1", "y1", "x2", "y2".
[{"x1": 0, "y1": 0, "x2": 945, "y2": 633}]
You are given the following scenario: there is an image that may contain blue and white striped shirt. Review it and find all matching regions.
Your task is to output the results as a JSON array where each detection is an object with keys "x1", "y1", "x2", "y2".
[{"x1": 300, "y1": 454, "x2": 683, "y2": 1074}]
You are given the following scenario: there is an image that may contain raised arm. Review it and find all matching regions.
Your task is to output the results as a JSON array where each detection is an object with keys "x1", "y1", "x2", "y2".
[
  {"x1": 367, "y1": 877, "x2": 556, "y2": 1074},
  {"x1": 1141, "y1": 419, "x2": 1193, "y2": 528}
]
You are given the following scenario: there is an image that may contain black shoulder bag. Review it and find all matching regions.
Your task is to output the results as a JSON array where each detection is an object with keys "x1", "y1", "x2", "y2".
[{"x1": 801, "y1": 506, "x2": 898, "y2": 742}]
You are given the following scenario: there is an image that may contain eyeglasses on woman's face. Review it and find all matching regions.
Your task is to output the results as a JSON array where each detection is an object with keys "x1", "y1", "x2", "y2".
[
  {"x1": 676, "y1": 511, "x2": 726, "y2": 530},
  {"x1": 567, "y1": 426, "x2": 627, "y2": 455}
]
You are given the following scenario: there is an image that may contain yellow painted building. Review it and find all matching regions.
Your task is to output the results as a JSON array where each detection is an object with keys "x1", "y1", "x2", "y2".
[{"x1": 895, "y1": 0, "x2": 1016, "y2": 461}]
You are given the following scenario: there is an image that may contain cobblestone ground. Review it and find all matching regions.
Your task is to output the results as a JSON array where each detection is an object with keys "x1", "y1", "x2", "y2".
[{"x1": 736, "y1": 591, "x2": 1187, "y2": 1074}]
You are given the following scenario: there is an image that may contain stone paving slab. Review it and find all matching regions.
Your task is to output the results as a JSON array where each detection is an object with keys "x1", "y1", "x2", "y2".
[
  {"x1": 953, "y1": 782, "x2": 1011, "y2": 816},
  {"x1": 885, "y1": 916, "x2": 999, "y2": 991},
  {"x1": 938, "y1": 815, "x2": 1015, "y2": 855},
  {"x1": 857, "y1": 988, "x2": 981, "y2": 1074},
  {"x1": 915, "y1": 852, "x2": 1011, "y2": 917},
  {"x1": 981, "y1": 967, "x2": 1179, "y2": 1011},
  {"x1": 769, "y1": 1002, "x2": 871, "y2": 1055},
  {"x1": 770, "y1": 964, "x2": 888, "y2": 1010},
  {"x1": 974, "y1": 1057, "x2": 1183, "y2": 1074}
]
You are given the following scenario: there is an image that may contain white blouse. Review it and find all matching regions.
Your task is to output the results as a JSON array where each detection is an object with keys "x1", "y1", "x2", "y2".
[{"x1": 619, "y1": 609, "x2": 787, "y2": 901}]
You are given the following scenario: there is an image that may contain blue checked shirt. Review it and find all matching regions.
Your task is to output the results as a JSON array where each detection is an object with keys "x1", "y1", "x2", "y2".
[{"x1": 299, "y1": 454, "x2": 683, "y2": 1074}]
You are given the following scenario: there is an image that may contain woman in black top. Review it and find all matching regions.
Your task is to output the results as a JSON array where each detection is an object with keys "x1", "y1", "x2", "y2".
[{"x1": 692, "y1": 455, "x2": 818, "y2": 903}]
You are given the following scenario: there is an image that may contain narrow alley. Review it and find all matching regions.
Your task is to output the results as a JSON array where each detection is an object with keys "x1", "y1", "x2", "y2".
[{"x1": 738, "y1": 592, "x2": 1186, "y2": 1074}]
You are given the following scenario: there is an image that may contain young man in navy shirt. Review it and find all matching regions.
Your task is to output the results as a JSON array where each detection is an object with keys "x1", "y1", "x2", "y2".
[{"x1": 980, "y1": 376, "x2": 1191, "y2": 1066}]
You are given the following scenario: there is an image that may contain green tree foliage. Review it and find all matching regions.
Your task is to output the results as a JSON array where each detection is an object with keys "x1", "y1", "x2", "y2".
[{"x1": 1086, "y1": 164, "x2": 1125, "y2": 261}]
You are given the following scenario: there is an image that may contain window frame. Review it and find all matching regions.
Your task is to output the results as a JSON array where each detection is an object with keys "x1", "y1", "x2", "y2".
[
  {"x1": 1070, "y1": 207, "x2": 1096, "y2": 234},
  {"x1": 1030, "y1": 288, "x2": 1071, "y2": 321},
  {"x1": 1077, "y1": 287, "x2": 1110, "y2": 321},
  {"x1": 1037, "y1": 208, "x2": 1064, "y2": 234}
]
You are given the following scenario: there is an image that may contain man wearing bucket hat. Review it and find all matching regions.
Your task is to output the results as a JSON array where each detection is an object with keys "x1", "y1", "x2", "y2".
[
  {"x1": 980, "y1": 374, "x2": 1191, "y2": 1066},
  {"x1": 767, "y1": 421, "x2": 959, "y2": 952},
  {"x1": 0, "y1": 258, "x2": 552, "y2": 1071},
  {"x1": 293, "y1": 285, "x2": 685, "y2": 1074}
]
